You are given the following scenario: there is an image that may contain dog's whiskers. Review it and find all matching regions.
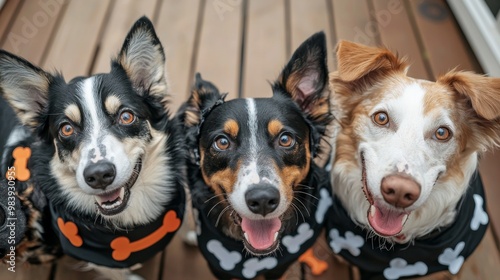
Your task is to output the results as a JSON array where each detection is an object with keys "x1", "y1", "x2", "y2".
[
  {"x1": 215, "y1": 205, "x2": 232, "y2": 227},
  {"x1": 293, "y1": 190, "x2": 319, "y2": 200},
  {"x1": 293, "y1": 197, "x2": 311, "y2": 217},
  {"x1": 204, "y1": 193, "x2": 226, "y2": 204},
  {"x1": 207, "y1": 198, "x2": 228, "y2": 217},
  {"x1": 291, "y1": 202, "x2": 305, "y2": 224}
]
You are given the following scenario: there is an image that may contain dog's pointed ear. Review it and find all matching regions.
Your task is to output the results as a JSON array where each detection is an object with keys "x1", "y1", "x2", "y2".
[
  {"x1": 184, "y1": 73, "x2": 223, "y2": 127},
  {"x1": 0, "y1": 50, "x2": 52, "y2": 132},
  {"x1": 336, "y1": 40, "x2": 407, "y2": 82},
  {"x1": 438, "y1": 71, "x2": 500, "y2": 150},
  {"x1": 275, "y1": 32, "x2": 329, "y2": 112},
  {"x1": 115, "y1": 16, "x2": 167, "y2": 98}
]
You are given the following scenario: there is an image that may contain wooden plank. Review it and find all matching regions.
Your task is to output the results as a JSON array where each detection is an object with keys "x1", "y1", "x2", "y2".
[
  {"x1": 0, "y1": 0, "x2": 24, "y2": 44},
  {"x1": 154, "y1": 0, "x2": 202, "y2": 113},
  {"x1": 242, "y1": 0, "x2": 286, "y2": 98},
  {"x1": 0, "y1": 263, "x2": 52, "y2": 280},
  {"x1": 479, "y1": 150, "x2": 500, "y2": 246},
  {"x1": 370, "y1": 0, "x2": 431, "y2": 80},
  {"x1": 91, "y1": 0, "x2": 158, "y2": 74},
  {"x1": 193, "y1": 0, "x2": 242, "y2": 101},
  {"x1": 407, "y1": 0, "x2": 482, "y2": 78},
  {"x1": 455, "y1": 227, "x2": 500, "y2": 280},
  {"x1": 2, "y1": 0, "x2": 66, "y2": 64},
  {"x1": 307, "y1": 235, "x2": 352, "y2": 280},
  {"x1": 289, "y1": 0, "x2": 335, "y2": 71},
  {"x1": 53, "y1": 256, "x2": 97, "y2": 280},
  {"x1": 162, "y1": 235, "x2": 216, "y2": 280},
  {"x1": 41, "y1": 0, "x2": 112, "y2": 78},
  {"x1": 330, "y1": 0, "x2": 378, "y2": 46},
  {"x1": 135, "y1": 252, "x2": 163, "y2": 279}
]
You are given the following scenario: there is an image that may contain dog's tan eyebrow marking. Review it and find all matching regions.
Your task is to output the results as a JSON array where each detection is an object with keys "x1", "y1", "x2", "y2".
[
  {"x1": 64, "y1": 104, "x2": 81, "y2": 124},
  {"x1": 268, "y1": 119, "x2": 284, "y2": 138},
  {"x1": 105, "y1": 95, "x2": 122, "y2": 115},
  {"x1": 223, "y1": 119, "x2": 239, "y2": 138}
]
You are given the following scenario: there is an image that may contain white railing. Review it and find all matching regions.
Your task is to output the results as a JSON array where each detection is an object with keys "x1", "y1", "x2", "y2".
[{"x1": 448, "y1": 0, "x2": 500, "y2": 77}]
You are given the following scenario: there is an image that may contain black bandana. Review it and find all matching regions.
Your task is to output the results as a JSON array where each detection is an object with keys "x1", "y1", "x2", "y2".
[
  {"x1": 325, "y1": 173, "x2": 488, "y2": 280},
  {"x1": 191, "y1": 169, "x2": 333, "y2": 280},
  {"x1": 50, "y1": 186, "x2": 185, "y2": 268}
]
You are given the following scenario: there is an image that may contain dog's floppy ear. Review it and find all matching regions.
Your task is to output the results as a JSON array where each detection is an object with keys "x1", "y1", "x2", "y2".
[
  {"x1": 335, "y1": 40, "x2": 407, "y2": 82},
  {"x1": 438, "y1": 71, "x2": 500, "y2": 150},
  {"x1": 438, "y1": 71, "x2": 500, "y2": 120},
  {"x1": 184, "y1": 73, "x2": 223, "y2": 128},
  {"x1": 115, "y1": 16, "x2": 167, "y2": 99},
  {"x1": 0, "y1": 50, "x2": 52, "y2": 133},
  {"x1": 274, "y1": 31, "x2": 331, "y2": 125}
]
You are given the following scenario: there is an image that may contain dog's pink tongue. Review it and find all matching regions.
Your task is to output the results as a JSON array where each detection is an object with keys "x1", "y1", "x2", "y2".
[
  {"x1": 241, "y1": 217, "x2": 281, "y2": 250},
  {"x1": 96, "y1": 188, "x2": 122, "y2": 204},
  {"x1": 368, "y1": 205, "x2": 408, "y2": 237}
]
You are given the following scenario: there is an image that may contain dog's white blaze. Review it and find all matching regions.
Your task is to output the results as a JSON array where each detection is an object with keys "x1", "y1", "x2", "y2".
[
  {"x1": 228, "y1": 99, "x2": 287, "y2": 220},
  {"x1": 75, "y1": 78, "x2": 133, "y2": 194},
  {"x1": 81, "y1": 77, "x2": 102, "y2": 147}
]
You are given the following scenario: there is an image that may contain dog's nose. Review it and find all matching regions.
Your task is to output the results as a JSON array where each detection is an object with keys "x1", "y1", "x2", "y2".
[
  {"x1": 245, "y1": 185, "x2": 280, "y2": 216},
  {"x1": 381, "y1": 175, "x2": 420, "y2": 208},
  {"x1": 83, "y1": 161, "x2": 116, "y2": 189}
]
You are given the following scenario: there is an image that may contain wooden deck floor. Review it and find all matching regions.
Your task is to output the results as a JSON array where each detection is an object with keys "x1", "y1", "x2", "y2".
[{"x1": 0, "y1": 0, "x2": 499, "y2": 279}]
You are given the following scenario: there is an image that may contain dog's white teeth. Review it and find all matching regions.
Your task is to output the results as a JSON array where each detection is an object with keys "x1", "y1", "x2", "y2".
[
  {"x1": 402, "y1": 214, "x2": 409, "y2": 225},
  {"x1": 244, "y1": 232, "x2": 249, "y2": 242},
  {"x1": 370, "y1": 205, "x2": 376, "y2": 217},
  {"x1": 119, "y1": 187, "x2": 125, "y2": 199},
  {"x1": 100, "y1": 199, "x2": 123, "y2": 210},
  {"x1": 274, "y1": 232, "x2": 278, "y2": 242}
]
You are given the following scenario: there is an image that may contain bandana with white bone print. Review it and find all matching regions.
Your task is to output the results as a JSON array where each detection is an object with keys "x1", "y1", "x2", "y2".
[{"x1": 325, "y1": 173, "x2": 488, "y2": 280}]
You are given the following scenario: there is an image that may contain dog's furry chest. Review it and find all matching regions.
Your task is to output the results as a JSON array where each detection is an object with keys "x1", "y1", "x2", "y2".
[
  {"x1": 49, "y1": 185, "x2": 185, "y2": 268},
  {"x1": 325, "y1": 174, "x2": 489, "y2": 279},
  {"x1": 191, "y1": 176, "x2": 332, "y2": 280}
]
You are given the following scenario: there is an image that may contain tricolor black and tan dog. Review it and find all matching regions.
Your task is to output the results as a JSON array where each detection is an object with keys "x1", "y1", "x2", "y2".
[
  {"x1": 181, "y1": 32, "x2": 333, "y2": 279},
  {"x1": 0, "y1": 17, "x2": 185, "y2": 279}
]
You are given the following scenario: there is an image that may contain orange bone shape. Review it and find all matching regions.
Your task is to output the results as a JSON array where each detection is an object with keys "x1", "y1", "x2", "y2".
[
  {"x1": 5, "y1": 147, "x2": 31, "y2": 181},
  {"x1": 299, "y1": 248, "x2": 328, "y2": 276},
  {"x1": 57, "y1": 218, "x2": 83, "y2": 247},
  {"x1": 111, "y1": 210, "x2": 181, "y2": 261}
]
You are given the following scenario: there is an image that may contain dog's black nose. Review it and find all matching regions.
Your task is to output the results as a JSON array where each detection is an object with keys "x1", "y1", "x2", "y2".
[
  {"x1": 245, "y1": 185, "x2": 280, "y2": 216},
  {"x1": 83, "y1": 161, "x2": 116, "y2": 189}
]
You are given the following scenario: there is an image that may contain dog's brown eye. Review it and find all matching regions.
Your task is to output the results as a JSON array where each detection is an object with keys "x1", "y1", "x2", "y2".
[
  {"x1": 60, "y1": 123, "x2": 74, "y2": 137},
  {"x1": 119, "y1": 111, "x2": 135, "y2": 125},
  {"x1": 214, "y1": 136, "x2": 230, "y2": 151},
  {"x1": 278, "y1": 132, "x2": 295, "y2": 148},
  {"x1": 373, "y1": 112, "x2": 389, "y2": 126},
  {"x1": 434, "y1": 127, "x2": 451, "y2": 141}
]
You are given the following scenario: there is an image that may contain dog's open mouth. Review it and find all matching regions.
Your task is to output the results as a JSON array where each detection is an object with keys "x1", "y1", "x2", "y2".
[
  {"x1": 232, "y1": 212, "x2": 282, "y2": 255},
  {"x1": 361, "y1": 154, "x2": 409, "y2": 237},
  {"x1": 95, "y1": 158, "x2": 142, "y2": 216}
]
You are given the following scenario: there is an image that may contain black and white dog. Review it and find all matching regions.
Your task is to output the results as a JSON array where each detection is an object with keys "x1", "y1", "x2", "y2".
[
  {"x1": 180, "y1": 32, "x2": 334, "y2": 279},
  {"x1": 0, "y1": 17, "x2": 185, "y2": 279}
]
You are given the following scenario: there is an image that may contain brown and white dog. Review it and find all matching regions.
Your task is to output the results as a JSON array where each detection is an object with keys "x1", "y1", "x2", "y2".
[{"x1": 326, "y1": 41, "x2": 500, "y2": 279}]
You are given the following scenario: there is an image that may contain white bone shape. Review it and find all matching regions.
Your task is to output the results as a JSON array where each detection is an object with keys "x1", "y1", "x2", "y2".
[
  {"x1": 282, "y1": 223, "x2": 314, "y2": 254},
  {"x1": 315, "y1": 188, "x2": 333, "y2": 224},
  {"x1": 438, "y1": 241, "x2": 465, "y2": 275},
  {"x1": 206, "y1": 239, "x2": 242, "y2": 271},
  {"x1": 383, "y1": 258, "x2": 428, "y2": 280},
  {"x1": 471, "y1": 194, "x2": 488, "y2": 231},
  {"x1": 329, "y1": 229, "x2": 364, "y2": 256},
  {"x1": 242, "y1": 257, "x2": 278, "y2": 279}
]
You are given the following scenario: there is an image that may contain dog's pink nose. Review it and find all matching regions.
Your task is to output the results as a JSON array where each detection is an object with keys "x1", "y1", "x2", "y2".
[{"x1": 381, "y1": 175, "x2": 420, "y2": 208}]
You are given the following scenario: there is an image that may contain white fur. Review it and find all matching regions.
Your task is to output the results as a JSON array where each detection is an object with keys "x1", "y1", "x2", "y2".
[{"x1": 333, "y1": 82, "x2": 479, "y2": 243}]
